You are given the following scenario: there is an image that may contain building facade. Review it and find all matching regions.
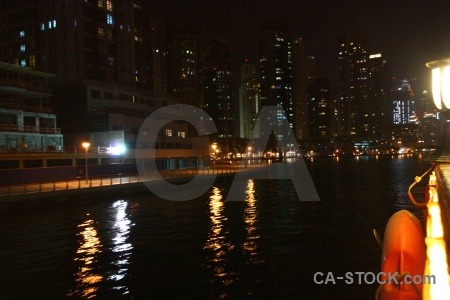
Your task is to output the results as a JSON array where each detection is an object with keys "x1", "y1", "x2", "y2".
[
  {"x1": 0, "y1": 62, "x2": 63, "y2": 154},
  {"x1": 307, "y1": 78, "x2": 332, "y2": 139},
  {"x1": 239, "y1": 61, "x2": 260, "y2": 139},
  {"x1": 337, "y1": 34, "x2": 370, "y2": 140},
  {"x1": 259, "y1": 21, "x2": 294, "y2": 133}
]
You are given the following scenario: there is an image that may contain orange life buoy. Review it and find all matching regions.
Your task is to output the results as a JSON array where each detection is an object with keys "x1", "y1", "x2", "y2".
[{"x1": 378, "y1": 210, "x2": 425, "y2": 300}]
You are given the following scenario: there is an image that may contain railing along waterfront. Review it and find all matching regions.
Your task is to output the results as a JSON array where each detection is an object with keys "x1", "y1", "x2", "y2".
[{"x1": 0, "y1": 163, "x2": 266, "y2": 198}]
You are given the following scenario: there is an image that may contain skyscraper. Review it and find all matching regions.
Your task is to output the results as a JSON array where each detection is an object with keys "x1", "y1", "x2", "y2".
[
  {"x1": 392, "y1": 80, "x2": 415, "y2": 125},
  {"x1": 307, "y1": 78, "x2": 332, "y2": 138},
  {"x1": 165, "y1": 20, "x2": 201, "y2": 107},
  {"x1": 338, "y1": 34, "x2": 370, "y2": 140},
  {"x1": 201, "y1": 39, "x2": 234, "y2": 151},
  {"x1": 0, "y1": 0, "x2": 149, "y2": 88},
  {"x1": 239, "y1": 60, "x2": 260, "y2": 139},
  {"x1": 367, "y1": 53, "x2": 390, "y2": 141},
  {"x1": 292, "y1": 38, "x2": 317, "y2": 140},
  {"x1": 259, "y1": 21, "x2": 294, "y2": 133},
  {"x1": 0, "y1": 0, "x2": 192, "y2": 150}
]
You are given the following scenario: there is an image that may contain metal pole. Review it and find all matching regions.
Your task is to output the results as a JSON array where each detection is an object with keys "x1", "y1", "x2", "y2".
[{"x1": 85, "y1": 148, "x2": 88, "y2": 183}]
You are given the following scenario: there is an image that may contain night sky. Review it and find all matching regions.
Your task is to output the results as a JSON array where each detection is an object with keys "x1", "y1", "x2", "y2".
[{"x1": 150, "y1": 0, "x2": 450, "y2": 94}]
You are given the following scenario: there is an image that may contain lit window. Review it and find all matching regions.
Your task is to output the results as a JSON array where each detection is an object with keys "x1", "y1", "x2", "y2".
[
  {"x1": 165, "y1": 129, "x2": 172, "y2": 137},
  {"x1": 53, "y1": 20, "x2": 56, "y2": 28},
  {"x1": 178, "y1": 132, "x2": 186, "y2": 138},
  {"x1": 19, "y1": 30, "x2": 25, "y2": 37},
  {"x1": 48, "y1": 21, "x2": 52, "y2": 29},
  {"x1": 20, "y1": 59, "x2": 26, "y2": 67},
  {"x1": 74, "y1": 19, "x2": 77, "y2": 27},
  {"x1": 106, "y1": 14, "x2": 114, "y2": 25},
  {"x1": 98, "y1": 27, "x2": 104, "y2": 37},
  {"x1": 41, "y1": 23, "x2": 45, "y2": 30},
  {"x1": 20, "y1": 44, "x2": 25, "y2": 52},
  {"x1": 106, "y1": 0, "x2": 113, "y2": 11},
  {"x1": 29, "y1": 55, "x2": 36, "y2": 67},
  {"x1": 107, "y1": 57, "x2": 114, "y2": 67},
  {"x1": 97, "y1": 0, "x2": 103, "y2": 7}
]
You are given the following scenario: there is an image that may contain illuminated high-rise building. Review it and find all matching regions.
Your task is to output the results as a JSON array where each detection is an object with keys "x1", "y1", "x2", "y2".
[
  {"x1": 259, "y1": 21, "x2": 294, "y2": 134},
  {"x1": 292, "y1": 38, "x2": 317, "y2": 140},
  {"x1": 307, "y1": 78, "x2": 332, "y2": 138},
  {"x1": 392, "y1": 80, "x2": 415, "y2": 125},
  {"x1": 165, "y1": 20, "x2": 201, "y2": 107},
  {"x1": 239, "y1": 60, "x2": 260, "y2": 139},
  {"x1": 0, "y1": 0, "x2": 190, "y2": 149},
  {"x1": 367, "y1": 53, "x2": 390, "y2": 141},
  {"x1": 338, "y1": 34, "x2": 370, "y2": 139},
  {"x1": 201, "y1": 39, "x2": 234, "y2": 151},
  {"x1": 0, "y1": 0, "x2": 151, "y2": 88}
]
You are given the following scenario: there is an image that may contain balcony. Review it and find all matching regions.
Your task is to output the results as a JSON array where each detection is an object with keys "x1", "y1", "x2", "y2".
[
  {"x1": 0, "y1": 124, "x2": 61, "y2": 134},
  {"x1": 0, "y1": 101, "x2": 54, "y2": 113}
]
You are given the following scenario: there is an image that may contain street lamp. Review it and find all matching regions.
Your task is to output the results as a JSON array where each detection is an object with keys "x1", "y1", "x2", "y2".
[
  {"x1": 82, "y1": 142, "x2": 90, "y2": 183},
  {"x1": 422, "y1": 58, "x2": 450, "y2": 300},
  {"x1": 424, "y1": 58, "x2": 450, "y2": 162},
  {"x1": 211, "y1": 143, "x2": 217, "y2": 170}
]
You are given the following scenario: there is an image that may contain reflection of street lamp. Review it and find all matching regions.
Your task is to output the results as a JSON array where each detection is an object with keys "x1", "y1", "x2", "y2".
[
  {"x1": 247, "y1": 146, "x2": 252, "y2": 157},
  {"x1": 82, "y1": 142, "x2": 90, "y2": 183}
]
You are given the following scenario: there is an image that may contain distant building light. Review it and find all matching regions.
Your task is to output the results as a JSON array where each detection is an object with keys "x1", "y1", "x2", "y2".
[{"x1": 369, "y1": 53, "x2": 382, "y2": 59}]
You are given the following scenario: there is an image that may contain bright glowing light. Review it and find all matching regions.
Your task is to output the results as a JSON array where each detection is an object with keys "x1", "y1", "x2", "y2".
[
  {"x1": 107, "y1": 145, "x2": 126, "y2": 155},
  {"x1": 423, "y1": 172, "x2": 450, "y2": 300},
  {"x1": 432, "y1": 68, "x2": 443, "y2": 109},
  {"x1": 443, "y1": 66, "x2": 450, "y2": 109},
  {"x1": 82, "y1": 142, "x2": 90, "y2": 149}
]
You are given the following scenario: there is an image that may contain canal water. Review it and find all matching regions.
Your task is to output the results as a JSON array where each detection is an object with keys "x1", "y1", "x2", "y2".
[{"x1": 0, "y1": 156, "x2": 431, "y2": 299}]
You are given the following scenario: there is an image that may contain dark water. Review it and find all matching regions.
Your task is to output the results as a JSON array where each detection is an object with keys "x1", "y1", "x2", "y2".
[{"x1": 0, "y1": 156, "x2": 431, "y2": 299}]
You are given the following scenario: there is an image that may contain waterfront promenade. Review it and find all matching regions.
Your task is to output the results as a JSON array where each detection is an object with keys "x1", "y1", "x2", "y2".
[{"x1": 0, "y1": 163, "x2": 266, "y2": 204}]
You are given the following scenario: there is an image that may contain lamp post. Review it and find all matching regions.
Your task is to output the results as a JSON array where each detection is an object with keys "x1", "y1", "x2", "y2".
[
  {"x1": 82, "y1": 142, "x2": 90, "y2": 183},
  {"x1": 425, "y1": 58, "x2": 450, "y2": 162},
  {"x1": 211, "y1": 143, "x2": 217, "y2": 170},
  {"x1": 423, "y1": 58, "x2": 450, "y2": 300}
]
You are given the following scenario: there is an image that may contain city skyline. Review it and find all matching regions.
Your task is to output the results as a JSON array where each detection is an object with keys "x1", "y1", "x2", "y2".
[{"x1": 150, "y1": 0, "x2": 450, "y2": 93}]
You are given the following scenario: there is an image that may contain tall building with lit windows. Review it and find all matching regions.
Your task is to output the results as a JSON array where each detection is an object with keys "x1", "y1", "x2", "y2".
[
  {"x1": 337, "y1": 34, "x2": 370, "y2": 140},
  {"x1": 239, "y1": 60, "x2": 260, "y2": 139},
  {"x1": 292, "y1": 38, "x2": 317, "y2": 139},
  {"x1": 0, "y1": 0, "x2": 201, "y2": 151},
  {"x1": 307, "y1": 78, "x2": 332, "y2": 138},
  {"x1": 392, "y1": 80, "x2": 415, "y2": 125},
  {"x1": 367, "y1": 53, "x2": 390, "y2": 141},
  {"x1": 165, "y1": 20, "x2": 201, "y2": 107},
  {"x1": 259, "y1": 21, "x2": 294, "y2": 134},
  {"x1": 0, "y1": 0, "x2": 151, "y2": 88},
  {"x1": 201, "y1": 40, "x2": 234, "y2": 151}
]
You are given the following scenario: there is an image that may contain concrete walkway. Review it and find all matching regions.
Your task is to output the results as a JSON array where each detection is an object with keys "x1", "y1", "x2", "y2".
[{"x1": 0, "y1": 164, "x2": 266, "y2": 203}]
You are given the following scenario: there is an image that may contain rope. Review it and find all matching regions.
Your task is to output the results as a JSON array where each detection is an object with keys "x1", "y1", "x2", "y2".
[
  {"x1": 373, "y1": 229, "x2": 382, "y2": 250},
  {"x1": 375, "y1": 271, "x2": 422, "y2": 300},
  {"x1": 408, "y1": 163, "x2": 435, "y2": 208}
]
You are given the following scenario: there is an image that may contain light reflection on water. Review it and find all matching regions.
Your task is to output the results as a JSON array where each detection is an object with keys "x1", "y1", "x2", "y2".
[
  {"x1": 67, "y1": 218, "x2": 103, "y2": 299},
  {"x1": 204, "y1": 187, "x2": 236, "y2": 299},
  {"x1": 243, "y1": 179, "x2": 262, "y2": 264},
  {"x1": 107, "y1": 200, "x2": 133, "y2": 294},
  {"x1": 0, "y1": 156, "x2": 432, "y2": 299}
]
